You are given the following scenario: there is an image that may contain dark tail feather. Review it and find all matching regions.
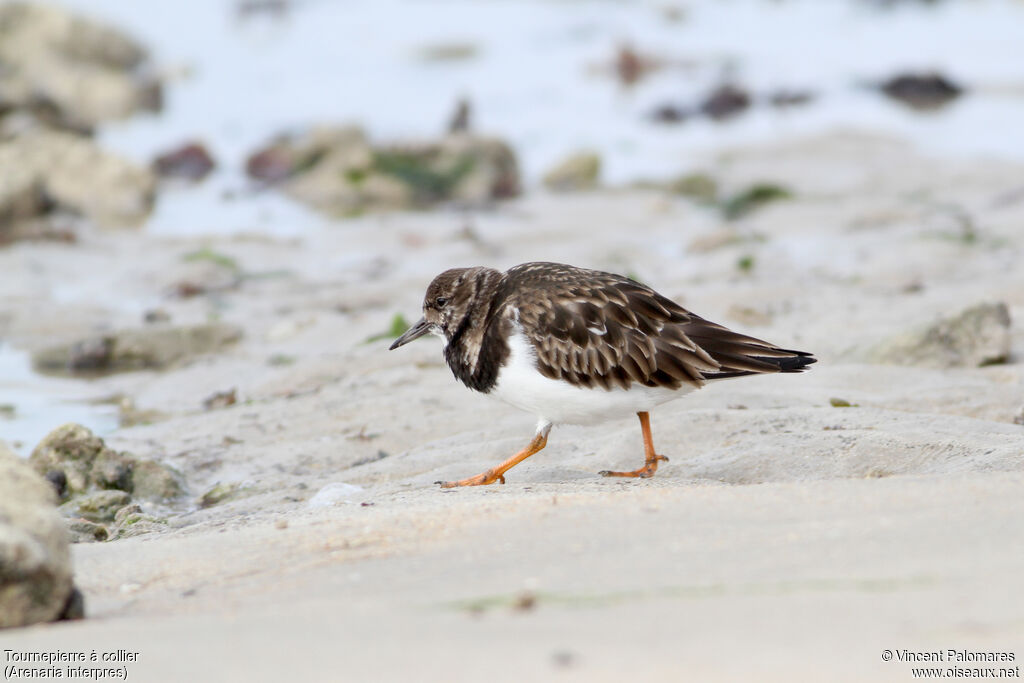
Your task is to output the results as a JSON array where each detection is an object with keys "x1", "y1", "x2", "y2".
[{"x1": 683, "y1": 317, "x2": 816, "y2": 381}]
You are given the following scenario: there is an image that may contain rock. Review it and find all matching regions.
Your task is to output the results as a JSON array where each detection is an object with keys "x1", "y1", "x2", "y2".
[
  {"x1": 879, "y1": 72, "x2": 963, "y2": 111},
  {"x1": 246, "y1": 126, "x2": 519, "y2": 215},
  {"x1": 198, "y1": 481, "x2": 246, "y2": 508},
  {"x1": 700, "y1": 84, "x2": 752, "y2": 121},
  {"x1": 111, "y1": 504, "x2": 165, "y2": 539},
  {"x1": 65, "y1": 518, "x2": 109, "y2": 543},
  {"x1": 0, "y1": 3, "x2": 160, "y2": 131},
  {"x1": 30, "y1": 423, "x2": 184, "y2": 502},
  {"x1": 32, "y1": 322, "x2": 243, "y2": 375},
  {"x1": 0, "y1": 130, "x2": 156, "y2": 229},
  {"x1": 61, "y1": 490, "x2": 131, "y2": 523},
  {"x1": 649, "y1": 104, "x2": 690, "y2": 124},
  {"x1": 152, "y1": 141, "x2": 217, "y2": 182},
  {"x1": 131, "y1": 460, "x2": 184, "y2": 502},
  {"x1": 542, "y1": 152, "x2": 601, "y2": 192},
  {"x1": 865, "y1": 302, "x2": 1011, "y2": 368},
  {"x1": 29, "y1": 422, "x2": 107, "y2": 496},
  {"x1": 0, "y1": 442, "x2": 75, "y2": 628}
]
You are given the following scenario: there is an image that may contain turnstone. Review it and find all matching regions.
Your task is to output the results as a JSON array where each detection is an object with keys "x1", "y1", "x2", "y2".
[{"x1": 390, "y1": 261, "x2": 815, "y2": 487}]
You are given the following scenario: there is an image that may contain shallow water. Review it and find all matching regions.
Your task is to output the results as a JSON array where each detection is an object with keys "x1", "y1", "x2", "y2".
[
  {"x1": 0, "y1": 344, "x2": 119, "y2": 456},
  {"x1": 50, "y1": 0, "x2": 1024, "y2": 235}
]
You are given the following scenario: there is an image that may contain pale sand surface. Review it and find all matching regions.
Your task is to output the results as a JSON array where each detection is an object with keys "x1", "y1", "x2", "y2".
[{"x1": 2, "y1": 132, "x2": 1023, "y2": 681}]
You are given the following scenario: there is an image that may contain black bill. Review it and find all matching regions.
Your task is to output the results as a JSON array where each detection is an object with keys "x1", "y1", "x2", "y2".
[{"x1": 388, "y1": 317, "x2": 432, "y2": 350}]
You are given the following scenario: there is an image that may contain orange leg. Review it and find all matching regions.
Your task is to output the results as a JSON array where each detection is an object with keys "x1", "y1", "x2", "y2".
[
  {"x1": 437, "y1": 425, "x2": 551, "y2": 488},
  {"x1": 599, "y1": 411, "x2": 669, "y2": 479}
]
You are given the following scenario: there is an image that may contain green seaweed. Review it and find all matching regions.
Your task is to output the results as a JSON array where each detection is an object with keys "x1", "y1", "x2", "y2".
[
  {"x1": 365, "y1": 313, "x2": 411, "y2": 344},
  {"x1": 182, "y1": 247, "x2": 240, "y2": 273},
  {"x1": 372, "y1": 150, "x2": 475, "y2": 202},
  {"x1": 720, "y1": 183, "x2": 793, "y2": 220}
]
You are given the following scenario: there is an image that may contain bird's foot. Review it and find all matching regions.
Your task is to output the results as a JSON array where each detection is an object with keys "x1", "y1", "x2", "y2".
[
  {"x1": 599, "y1": 454, "x2": 669, "y2": 479},
  {"x1": 436, "y1": 469, "x2": 507, "y2": 488}
]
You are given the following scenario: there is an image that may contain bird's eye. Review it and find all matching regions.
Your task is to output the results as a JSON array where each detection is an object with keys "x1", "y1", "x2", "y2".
[{"x1": 435, "y1": 297, "x2": 448, "y2": 308}]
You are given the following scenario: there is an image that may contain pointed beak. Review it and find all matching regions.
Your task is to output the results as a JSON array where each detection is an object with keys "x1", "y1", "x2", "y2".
[{"x1": 388, "y1": 317, "x2": 432, "y2": 350}]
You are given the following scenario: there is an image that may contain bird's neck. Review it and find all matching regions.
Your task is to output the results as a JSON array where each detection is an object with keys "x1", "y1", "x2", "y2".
[{"x1": 443, "y1": 272, "x2": 509, "y2": 393}]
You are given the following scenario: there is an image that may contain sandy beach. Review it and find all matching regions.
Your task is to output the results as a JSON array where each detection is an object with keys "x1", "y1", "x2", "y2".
[{"x1": 2, "y1": 127, "x2": 1023, "y2": 680}]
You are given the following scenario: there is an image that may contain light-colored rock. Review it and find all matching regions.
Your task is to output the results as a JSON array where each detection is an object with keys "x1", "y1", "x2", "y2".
[
  {"x1": 248, "y1": 126, "x2": 520, "y2": 215},
  {"x1": 60, "y1": 490, "x2": 131, "y2": 523},
  {"x1": 542, "y1": 151, "x2": 601, "y2": 192},
  {"x1": 32, "y1": 322, "x2": 243, "y2": 375},
  {"x1": 865, "y1": 302, "x2": 1012, "y2": 368},
  {"x1": 29, "y1": 423, "x2": 185, "y2": 502},
  {"x1": 0, "y1": 3, "x2": 158, "y2": 130},
  {"x1": 0, "y1": 442, "x2": 75, "y2": 628},
  {"x1": 131, "y1": 460, "x2": 184, "y2": 502},
  {"x1": 0, "y1": 130, "x2": 156, "y2": 228},
  {"x1": 29, "y1": 422, "x2": 108, "y2": 497}
]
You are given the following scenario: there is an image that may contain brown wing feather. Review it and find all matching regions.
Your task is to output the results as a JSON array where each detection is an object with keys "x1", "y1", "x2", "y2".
[{"x1": 502, "y1": 262, "x2": 815, "y2": 390}]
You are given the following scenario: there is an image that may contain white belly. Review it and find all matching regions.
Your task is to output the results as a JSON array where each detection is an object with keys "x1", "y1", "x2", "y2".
[{"x1": 488, "y1": 329, "x2": 693, "y2": 426}]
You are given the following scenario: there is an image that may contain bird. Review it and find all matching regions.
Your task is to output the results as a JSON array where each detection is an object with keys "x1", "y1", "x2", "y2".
[{"x1": 389, "y1": 261, "x2": 815, "y2": 488}]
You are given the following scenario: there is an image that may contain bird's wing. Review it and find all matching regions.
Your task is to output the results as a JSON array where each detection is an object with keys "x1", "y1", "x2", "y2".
[{"x1": 505, "y1": 263, "x2": 720, "y2": 390}]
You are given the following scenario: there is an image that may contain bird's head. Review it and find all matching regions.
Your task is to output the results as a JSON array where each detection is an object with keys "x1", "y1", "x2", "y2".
[{"x1": 389, "y1": 266, "x2": 500, "y2": 350}]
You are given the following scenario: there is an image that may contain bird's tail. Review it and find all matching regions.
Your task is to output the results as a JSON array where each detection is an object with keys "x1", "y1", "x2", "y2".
[{"x1": 683, "y1": 317, "x2": 817, "y2": 381}]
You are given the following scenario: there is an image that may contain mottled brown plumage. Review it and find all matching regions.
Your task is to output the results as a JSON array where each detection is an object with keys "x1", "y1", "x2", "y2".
[{"x1": 390, "y1": 261, "x2": 815, "y2": 487}]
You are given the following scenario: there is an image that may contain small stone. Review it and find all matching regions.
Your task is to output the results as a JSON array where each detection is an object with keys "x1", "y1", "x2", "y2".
[
  {"x1": 152, "y1": 142, "x2": 216, "y2": 182},
  {"x1": 198, "y1": 481, "x2": 244, "y2": 508},
  {"x1": 700, "y1": 84, "x2": 751, "y2": 121},
  {"x1": 880, "y1": 72, "x2": 963, "y2": 111},
  {"x1": 30, "y1": 423, "x2": 107, "y2": 495},
  {"x1": 829, "y1": 398, "x2": 854, "y2": 408}
]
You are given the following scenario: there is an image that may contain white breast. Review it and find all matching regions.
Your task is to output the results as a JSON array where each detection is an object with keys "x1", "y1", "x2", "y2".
[{"x1": 488, "y1": 327, "x2": 693, "y2": 426}]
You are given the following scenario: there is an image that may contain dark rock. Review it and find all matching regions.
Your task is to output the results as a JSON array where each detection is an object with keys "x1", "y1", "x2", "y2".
[
  {"x1": 649, "y1": 104, "x2": 690, "y2": 124},
  {"x1": 700, "y1": 84, "x2": 752, "y2": 121},
  {"x1": 153, "y1": 142, "x2": 217, "y2": 182},
  {"x1": 879, "y1": 72, "x2": 963, "y2": 110}
]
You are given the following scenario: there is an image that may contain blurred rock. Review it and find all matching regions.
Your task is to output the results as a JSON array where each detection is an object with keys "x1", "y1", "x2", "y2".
[
  {"x1": 865, "y1": 302, "x2": 1011, "y2": 368},
  {"x1": 0, "y1": 3, "x2": 160, "y2": 131},
  {"x1": 153, "y1": 141, "x2": 217, "y2": 182},
  {"x1": 700, "y1": 84, "x2": 751, "y2": 120},
  {"x1": 33, "y1": 322, "x2": 243, "y2": 375},
  {"x1": 0, "y1": 130, "x2": 156, "y2": 229},
  {"x1": 246, "y1": 126, "x2": 519, "y2": 215},
  {"x1": 29, "y1": 423, "x2": 184, "y2": 502},
  {"x1": 879, "y1": 72, "x2": 963, "y2": 111},
  {"x1": 542, "y1": 151, "x2": 601, "y2": 192},
  {"x1": 65, "y1": 518, "x2": 108, "y2": 543},
  {"x1": 0, "y1": 441, "x2": 75, "y2": 628},
  {"x1": 60, "y1": 490, "x2": 131, "y2": 523},
  {"x1": 649, "y1": 104, "x2": 690, "y2": 124},
  {"x1": 131, "y1": 459, "x2": 184, "y2": 502}
]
